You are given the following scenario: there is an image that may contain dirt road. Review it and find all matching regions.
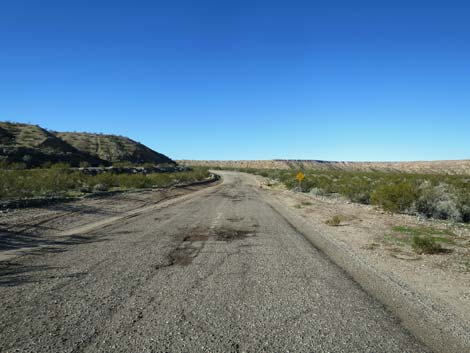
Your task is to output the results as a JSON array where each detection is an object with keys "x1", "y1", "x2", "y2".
[{"x1": 0, "y1": 172, "x2": 430, "y2": 352}]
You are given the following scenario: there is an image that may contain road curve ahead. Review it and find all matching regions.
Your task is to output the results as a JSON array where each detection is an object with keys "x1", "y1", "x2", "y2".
[{"x1": 0, "y1": 171, "x2": 430, "y2": 353}]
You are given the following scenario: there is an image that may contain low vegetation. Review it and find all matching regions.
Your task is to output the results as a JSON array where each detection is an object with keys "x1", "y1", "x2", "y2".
[
  {"x1": 294, "y1": 201, "x2": 313, "y2": 209},
  {"x1": 411, "y1": 236, "x2": 444, "y2": 254},
  {"x1": 0, "y1": 167, "x2": 211, "y2": 201},
  {"x1": 385, "y1": 225, "x2": 454, "y2": 254},
  {"x1": 326, "y1": 215, "x2": 342, "y2": 226},
  {"x1": 241, "y1": 168, "x2": 470, "y2": 223}
]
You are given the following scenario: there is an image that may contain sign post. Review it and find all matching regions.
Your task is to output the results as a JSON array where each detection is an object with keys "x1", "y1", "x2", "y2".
[{"x1": 295, "y1": 172, "x2": 305, "y2": 191}]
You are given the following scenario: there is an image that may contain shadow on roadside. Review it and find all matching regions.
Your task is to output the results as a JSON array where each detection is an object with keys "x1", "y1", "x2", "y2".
[{"x1": 0, "y1": 231, "x2": 109, "y2": 287}]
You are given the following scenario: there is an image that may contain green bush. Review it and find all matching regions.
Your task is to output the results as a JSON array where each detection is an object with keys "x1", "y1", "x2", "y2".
[
  {"x1": 0, "y1": 167, "x2": 211, "y2": 200},
  {"x1": 411, "y1": 236, "x2": 443, "y2": 254},
  {"x1": 242, "y1": 168, "x2": 470, "y2": 223},
  {"x1": 371, "y1": 181, "x2": 418, "y2": 212},
  {"x1": 459, "y1": 192, "x2": 470, "y2": 222},
  {"x1": 339, "y1": 176, "x2": 373, "y2": 204},
  {"x1": 414, "y1": 183, "x2": 462, "y2": 221}
]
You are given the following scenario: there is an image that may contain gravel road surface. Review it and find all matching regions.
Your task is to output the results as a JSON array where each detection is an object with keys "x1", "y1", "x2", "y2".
[{"x1": 0, "y1": 172, "x2": 430, "y2": 352}]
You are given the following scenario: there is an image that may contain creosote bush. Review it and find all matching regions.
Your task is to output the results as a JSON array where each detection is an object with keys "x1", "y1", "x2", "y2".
[
  {"x1": 240, "y1": 168, "x2": 470, "y2": 223},
  {"x1": 371, "y1": 182, "x2": 418, "y2": 213}
]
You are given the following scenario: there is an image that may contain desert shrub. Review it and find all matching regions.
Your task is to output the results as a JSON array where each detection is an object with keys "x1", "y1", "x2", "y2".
[
  {"x1": 221, "y1": 168, "x2": 470, "y2": 223},
  {"x1": 458, "y1": 192, "x2": 470, "y2": 222},
  {"x1": 89, "y1": 173, "x2": 118, "y2": 189},
  {"x1": 326, "y1": 215, "x2": 342, "y2": 226},
  {"x1": 0, "y1": 167, "x2": 211, "y2": 200},
  {"x1": 147, "y1": 173, "x2": 172, "y2": 187},
  {"x1": 93, "y1": 183, "x2": 109, "y2": 192},
  {"x1": 257, "y1": 170, "x2": 271, "y2": 178},
  {"x1": 411, "y1": 235, "x2": 443, "y2": 254},
  {"x1": 0, "y1": 169, "x2": 83, "y2": 199},
  {"x1": 119, "y1": 174, "x2": 154, "y2": 188},
  {"x1": 80, "y1": 184, "x2": 92, "y2": 193},
  {"x1": 338, "y1": 176, "x2": 373, "y2": 204},
  {"x1": 413, "y1": 183, "x2": 462, "y2": 222},
  {"x1": 371, "y1": 181, "x2": 418, "y2": 212},
  {"x1": 309, "y1": 187, "x2": 325, "y2": 196}
]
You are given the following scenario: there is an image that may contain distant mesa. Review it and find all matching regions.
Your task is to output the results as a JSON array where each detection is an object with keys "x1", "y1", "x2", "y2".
[
  {"x1": 178, "y1": 159, "x2": 470, "y2": 175},
  {"x1": 0, "y1": 121, "x2": 175, "y2": 168}
]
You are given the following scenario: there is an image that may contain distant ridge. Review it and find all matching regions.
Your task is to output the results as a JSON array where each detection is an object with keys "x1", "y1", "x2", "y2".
[
  {"x1": 0, "y1": 121, "x2": 175, "y2": 167},
  {"x1": 178, "y1": 159, "x2": 470, "y2": 175}
]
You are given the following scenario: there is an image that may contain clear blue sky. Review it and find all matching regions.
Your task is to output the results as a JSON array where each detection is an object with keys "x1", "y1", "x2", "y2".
[{"x1": 1, "y1": 0, "x2": 469, "y2": 161}]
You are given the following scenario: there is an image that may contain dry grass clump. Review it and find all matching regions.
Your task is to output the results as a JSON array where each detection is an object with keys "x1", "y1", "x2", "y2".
[{"x1": 326, "y1": 215, "x2": 342, "y2": 226}]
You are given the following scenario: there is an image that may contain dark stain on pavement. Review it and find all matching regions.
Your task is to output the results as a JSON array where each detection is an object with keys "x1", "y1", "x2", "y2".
[
  {"x1": 156, "y1": 226, "x2": 256, "y2": 269},
  {"x1": 214, "y1": 228, "x2": 255, "y2": 242},
  {"x1": 226, "y1": 217, "x2": 244, "y2": 222}
]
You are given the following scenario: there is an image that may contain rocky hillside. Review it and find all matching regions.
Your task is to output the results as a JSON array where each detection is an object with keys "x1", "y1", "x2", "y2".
[
  {"x1": 56, "y1": 132, "x2": 175, "y2": 165},
  {"x1": 178, "y1": 159, "x2": 470, "y2": 175},
  {"x1": 0, "y1": 121, "x2": 174, "y2": 167},
  {"x1": 0, "y1": 122, "x2": 106, "y2": 167}
]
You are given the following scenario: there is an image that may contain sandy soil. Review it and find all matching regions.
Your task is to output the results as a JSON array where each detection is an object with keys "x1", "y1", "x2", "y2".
[{"x1": 256, "y1": 176, "x2": 470, "y2": 326}]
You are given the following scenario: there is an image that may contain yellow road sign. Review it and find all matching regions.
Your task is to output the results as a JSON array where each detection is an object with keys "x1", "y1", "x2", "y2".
[{"x1": 296, "y1": 172, "x2": 305, "y2": 181}]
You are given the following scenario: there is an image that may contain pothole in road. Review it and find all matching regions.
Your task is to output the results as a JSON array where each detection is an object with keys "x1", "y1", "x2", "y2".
[
  {"x1": 156, "y1": 227, "x2": 256, "y2": 269},
  {"x1": 169, "y1": 247, "x2": 198, "y2": 266},
  {"x1": 214, "y1": 228, "x2": 255, "y2": 241},
  {"x1": 183, "y1": 233, "x2": 209, "y2": 242},
  {"x1": 226, "y1": 217, "x2": 244, "y2": 222},
  {"x1": 216, "y1": 191, "x2": 246, "y2": 202},
  {"x1": 167, "y1": 232, "x2": 209, "y2": 267}
]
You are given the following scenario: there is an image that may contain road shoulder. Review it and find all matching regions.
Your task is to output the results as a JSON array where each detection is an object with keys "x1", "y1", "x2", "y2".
[
  {"x1": 251, "y1": 173, "x2": 470, "y2": 353},
  {"x1": 0, "y1": 177, "x2": 221, "y2": 262}
]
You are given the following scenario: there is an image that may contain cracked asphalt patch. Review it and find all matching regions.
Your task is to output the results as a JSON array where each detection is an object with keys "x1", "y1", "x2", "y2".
[
  {"x1": 213, "y1": 227, "x2": 255, "y2": 241},
  {"x1": 160, "y1": 227, "x2": 255, "y2": 268}
]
